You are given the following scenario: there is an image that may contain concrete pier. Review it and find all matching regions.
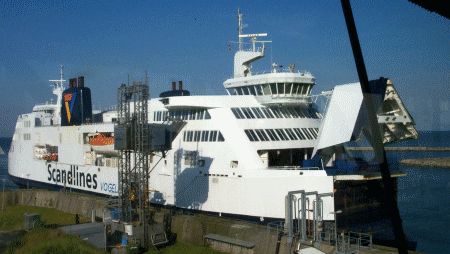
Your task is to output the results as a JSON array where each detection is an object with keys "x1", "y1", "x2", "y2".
[
  {"x1": 346, "y1": 146, "x2": 450, "y2": 152},
  {"x1": 400, "y1": 157, "x2": 450, "y2": 168}
]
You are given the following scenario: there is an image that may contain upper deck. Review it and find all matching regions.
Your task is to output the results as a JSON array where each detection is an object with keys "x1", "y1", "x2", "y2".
[{"x1": 223, "y1": 10, "x2": 316, "y2": 106}]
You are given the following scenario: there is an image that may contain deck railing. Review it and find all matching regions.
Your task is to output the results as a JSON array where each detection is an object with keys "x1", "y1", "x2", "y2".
[{"x1": 267, "y1": 166, "x2": 321, "y2": 171}]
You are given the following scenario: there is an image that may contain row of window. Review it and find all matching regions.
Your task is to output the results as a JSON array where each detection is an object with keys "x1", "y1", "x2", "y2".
[
  {"x1": 23, "y1": 121, "x2": 31, "y2": 128},
  {"x1": 244, "y1": 128, "x2": 319, "y2": 142},
  {"x1": 227, "y1": 83, "x2": 313, "y2": 96},
  {"x1": 231, "y1": 107, "x2": 321, "y2": 120},
  {"x1": 183, "y1": 130, "x2": 225, "y2": 142},
  {"x1": 23, "y1": 133, "x2": 31, "y2": 140},
  {"x1": 153, "y1": 109, "x2": 211, "y2": 122}
]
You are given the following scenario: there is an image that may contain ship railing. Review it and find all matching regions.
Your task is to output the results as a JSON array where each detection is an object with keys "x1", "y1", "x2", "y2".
[
  {"x1": 336, "y1": 231, "x2": 373, "y2": 252},
  {"x1": 318, "y1": 229, "x2": 335, "y2": 245},
  {"x1": 34, "y1": 101, "x2": 57, "y2": 107},
  {"x1": 255, "y1": 95, "x2": 312, "y2": 105},
  {"x1": 229, "y1": 69, "x2": 312, "y2": 78},
  {"x1": 266, "y1": 220, "x2": 285, "y2": 234},
  {"x1": 267, "y1": 166, "x2": 321, "y2": 171}
]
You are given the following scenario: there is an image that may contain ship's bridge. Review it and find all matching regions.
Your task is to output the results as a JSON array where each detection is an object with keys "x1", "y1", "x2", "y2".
[
  {"x1": 224, "y1": 70, "x2": 315, "y2": 105},
  {"x1": 224, "y1": 10, "x2": 315, "y2": 105}
]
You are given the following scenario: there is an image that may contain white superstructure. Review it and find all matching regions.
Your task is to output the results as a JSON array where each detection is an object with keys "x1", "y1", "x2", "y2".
[{"x1": 8, "y1": 11, "x2": 417, "y2": 221}]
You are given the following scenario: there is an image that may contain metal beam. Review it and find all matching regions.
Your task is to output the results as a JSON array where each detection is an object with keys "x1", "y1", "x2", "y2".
[{"x1": 340, "y1": 1, "x2": 408, "y2": 253}]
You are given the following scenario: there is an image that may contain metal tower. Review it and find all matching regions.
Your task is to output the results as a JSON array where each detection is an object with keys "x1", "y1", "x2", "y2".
[{"x1": 117, "y1": 80, "x2": 150, "y2": 246}]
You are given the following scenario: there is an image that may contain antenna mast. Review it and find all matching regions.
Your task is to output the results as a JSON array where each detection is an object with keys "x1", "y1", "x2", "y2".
[
  {"x1": 49, "y1": 64, "x2": 66, "y2": 89},
  {"x1": 59, "y1": 64, "x2": 64, "y2": 81},
  {"x1": 238, "y1": 9, "x2": 244, "y2": 51}
]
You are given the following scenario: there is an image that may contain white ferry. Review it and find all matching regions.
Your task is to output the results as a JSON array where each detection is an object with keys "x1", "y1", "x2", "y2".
[{"x1": 8, "y1": 11, "x2": 417, "y2": 224}]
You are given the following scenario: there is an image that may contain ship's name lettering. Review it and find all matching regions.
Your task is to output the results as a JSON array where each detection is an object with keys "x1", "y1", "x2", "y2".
[
  {"x1": 47, "y1": 164, "x2": 98, "y2": 189},
  {"x1": 100, "y1": 182, "x2": 118, "y2": 193}
]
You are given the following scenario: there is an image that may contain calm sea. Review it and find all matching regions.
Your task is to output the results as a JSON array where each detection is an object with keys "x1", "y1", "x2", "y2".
[{"x1": 1, "y1": 131, "x2": 449, "y2": 253}]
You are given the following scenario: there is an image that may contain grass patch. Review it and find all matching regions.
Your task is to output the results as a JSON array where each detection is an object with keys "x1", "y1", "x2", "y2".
[
  {"x1": 1, "y1": 206, "x2": 225, "y2": 253},
  {"x1": 0, "y1": 205, "x2": 89, "y2": 231},
  {"x1": 5, "y1": 227, "x2": 105, "y2": 254},
  {"x1": 146, "y1": 241, "x2": 227, "y2": 254}
]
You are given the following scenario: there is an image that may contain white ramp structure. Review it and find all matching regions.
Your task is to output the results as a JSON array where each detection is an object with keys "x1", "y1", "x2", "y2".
[
  {"x1": 313, "y1": 78, "x2": 418, "y2": 157},
  {"x1": 313, "y1": 83, "x2": 363, "y2": 156}
]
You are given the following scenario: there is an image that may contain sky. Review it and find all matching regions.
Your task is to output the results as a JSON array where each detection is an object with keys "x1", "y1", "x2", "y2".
[{"x1": 0, "y1": 0, "x2": 448, "y2": 136}]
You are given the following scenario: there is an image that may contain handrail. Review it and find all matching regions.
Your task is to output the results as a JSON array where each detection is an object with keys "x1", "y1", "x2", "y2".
[{"x1": 267, "y1": 166, "x2": 321, "y2": 170}]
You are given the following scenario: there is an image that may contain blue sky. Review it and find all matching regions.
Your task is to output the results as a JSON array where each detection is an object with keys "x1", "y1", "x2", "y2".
[{"x1": 0, "y1": 0, "x2": 448, "y2": 136}]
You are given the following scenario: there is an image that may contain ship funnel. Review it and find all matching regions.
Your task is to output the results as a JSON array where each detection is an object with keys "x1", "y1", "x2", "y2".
[
  {"x1": 61, "y1": 76, "x2": 93, "y2": 126},
  {"x1": 172, "y1": 81, "x2": 176, "y2": 91},
  {"x1": 178, "y1": 80, "x2": 183, "y2": 91},
  {"x1": 77, "y1": 76, "x2": 84, "y2": 88},
  {"x1": 69, "y1": 76, "x2": 85, "y2": 88},
  {"x1": 69, "y1": 78, "x2": 76, "y2": 88}
]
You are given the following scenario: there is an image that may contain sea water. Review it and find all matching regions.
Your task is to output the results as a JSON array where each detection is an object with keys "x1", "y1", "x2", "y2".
[
  {"x1": 386, "y1": 131, "x2": 450, "y2": 253},
  {"x1": 1, "y1": 132, "x2": 449, "y2": 253}
]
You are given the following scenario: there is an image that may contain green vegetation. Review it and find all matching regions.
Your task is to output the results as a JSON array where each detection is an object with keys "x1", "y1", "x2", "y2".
[
  {"x1": 0, "y1": 205, "x2": 89, "y2": 231},
  {"x1": 5, "y1": 227, "x2": 105, "y2": 254},
  {"x1": 1, "y1": 205, "x2": 225, "y2": 254},
  {"x1": 146, "y1": 241, "x2": 226, "y2": 254}
]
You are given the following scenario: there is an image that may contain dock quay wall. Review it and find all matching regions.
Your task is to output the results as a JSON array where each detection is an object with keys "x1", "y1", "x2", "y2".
[
  {"x1": 1, "y1": 190, "x2": 107, "y2": 219},
  {"x1": 1, "y1": 189, "x2": 294, "y2": 254},
  {"x1": 1, "y1": 190, "x2": 416, "y2": 254}
]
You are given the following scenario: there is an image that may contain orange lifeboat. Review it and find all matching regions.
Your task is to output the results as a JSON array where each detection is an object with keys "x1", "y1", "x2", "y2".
[
  {"x1": 89, "y1": 133, "x2": 114, "y2": 146},
  {"x1": 43, "y1": 153, "x2": 58, "y2": 161}
]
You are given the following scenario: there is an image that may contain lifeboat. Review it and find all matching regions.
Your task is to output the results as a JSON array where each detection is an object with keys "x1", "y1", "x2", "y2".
[
  {"x1": 89, "y1": 133, "x2": 114, "y2": 146},
  {"x1": 43, "y1": 153, "x2": 58, "y2": 161}
]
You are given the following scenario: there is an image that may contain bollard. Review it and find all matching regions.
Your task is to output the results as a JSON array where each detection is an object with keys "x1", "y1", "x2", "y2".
[{"x1": 92, "y1": 209, "x2": 96, "y2": 223}]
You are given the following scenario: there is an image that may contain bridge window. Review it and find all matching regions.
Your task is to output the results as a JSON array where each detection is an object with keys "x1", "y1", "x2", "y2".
[
  {"x1": 248, "y1": 86, "x2": 256, "y2": 95},
  {"x1": 187, "y1": 131, "x2": 193, "y2": 141},
  {"x1": 230, "y1": 106, "x2": 322, "y2": 120},
  {"x1": 261, "y1": 108, "x2": 274, "y2": 118},
  {"x1": 292, "y1": 83, "x2": 300, "y2": 94},
  {"x1": 301, "y1": 128, "x2": 313, "y2": 139},
  {"x1": 277, "y1": 83, "x2": 284, "y2": 94},
  {"x1": 201, "y1": 131, "x2": 209, "y2": 141},
  {"x1": 280, "y1": 108, "x2": 292, "y2": 118},
  {"x1": 285, "y1": 83, "x2": 292, "y2": 95},
  {"x1": 255, "y1": 85, "x2": 264, "y2": 95},
  {"x1": 262, "y1": 84, "x2": 271, "y2": 95},
  {"x1": 285, "y1": 128, "x2": 297, "y2": 140},
  {"x1": 218, "y1": 132, "x2": 225, "y2": 142},
  {"x1": 271, "y1": 108, "x2": 283, "y2": 118},
  {"x1": 308, "y1": 128, "x2": 319, "y2": 138},
  {"x1": 194, "y1": 131, "x2": 201, "y2": 141},
  {"x1": 209, "y1": 131, "x2": 218, "y2": 141},
  {"x1": 270, "y1": 83, "x2": 277, "y2": 95},
  {"x1": 241, "y1": 108, "x2": 255, "y2": 118},
  {"x1": 189, "y1": 111, "x2": 196, "y2": 120},
  {"x1": 251, "y1": 107, "x2": 264, "y2": 119},
  {"x1": 183, "y1": 130, "x2": 224, "y2": 142},
  {"x1": 231, "y1": 108, "x2": 245, "y2": 119},
  {"x1": 244, "y1": 128, "x2": 318, "y2": 142},
  {"x1": 255, "y1": 129, "x2": 269, "y2": 141},
  {"x1": 294, "y1": 128, "x2": 306, "y2": 140},
  {"x1": 244, "y1": 129, "x2": 259, "y2": 141},
  {"x1": 275, "y1": 129, "x2": 288, "y2": 140},
  {"x1": 265, "y1": 129, "x2": 279, "y2": 141},
  {"x1": 164, "y1": 109, "x2": 211, "y2": 121},
  {"x1": 197, "y1": 110, "x2": 204, "y2": 119}
]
